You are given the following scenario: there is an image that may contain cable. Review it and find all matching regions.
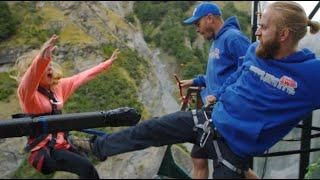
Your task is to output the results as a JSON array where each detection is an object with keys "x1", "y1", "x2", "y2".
[{"x1": 261, "y1": 149, "x2": 268, "y2": 179}]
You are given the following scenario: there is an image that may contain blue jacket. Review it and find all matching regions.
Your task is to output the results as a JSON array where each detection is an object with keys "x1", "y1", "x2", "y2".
[
  {"x1": 212, "y1": 42, "x2": 320, "y2": 158},
  {"x1": 193, "y1": 16, "x2": 250, "y2": 103}
]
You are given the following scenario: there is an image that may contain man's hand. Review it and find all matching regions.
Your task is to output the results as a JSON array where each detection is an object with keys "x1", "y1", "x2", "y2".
[
  {"x1": 179, "y1": 79, "x2": 194, "y2": 89},
  {"x1": 40, "y1": 34, "x2": 59, "y2": 60},
  {"x1": 205, "y1": 95, "x2": 217, "y2": 107}
]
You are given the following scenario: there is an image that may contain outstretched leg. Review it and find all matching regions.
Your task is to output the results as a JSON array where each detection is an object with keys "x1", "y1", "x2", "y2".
[{"x1": 92, "y1": 111, "x2": 198, "y2": 160}]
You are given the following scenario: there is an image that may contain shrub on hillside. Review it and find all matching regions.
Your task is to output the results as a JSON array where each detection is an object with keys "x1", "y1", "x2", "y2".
[
  {"x1": 0, "y1": 72, "x2": 17, "y2": 101},
  {"x1": 0, "y1": 2, "x2": 18, "y2": 40}
]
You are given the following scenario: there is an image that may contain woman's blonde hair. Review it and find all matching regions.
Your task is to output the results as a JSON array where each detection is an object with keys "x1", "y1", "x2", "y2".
[
  {"x1": 269, "y1": 1, "x2": 320, "y2": 44},
  {"x1": 11, "y1": 50, "x2": 63, "y2": 85}
]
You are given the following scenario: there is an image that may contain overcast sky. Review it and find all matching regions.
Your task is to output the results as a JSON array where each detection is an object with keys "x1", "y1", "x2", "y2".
[
  {"x1": 267, "y1": 1, "x2": 319, "y2": 21},
  {"x1": 296, "y1": 1, "x2": 320, "y2": 20}
]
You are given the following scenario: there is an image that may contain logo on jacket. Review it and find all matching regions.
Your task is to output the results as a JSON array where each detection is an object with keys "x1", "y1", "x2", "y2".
[
  {"x1": 279, "y1": 76, "x2": 297, "y2": 89},
  {"x1": 249, "y1": 65, "x2": 298, "y2": 95},
  {"x1": 209, "y1": 48, "x2": 220, "y2": 59}
]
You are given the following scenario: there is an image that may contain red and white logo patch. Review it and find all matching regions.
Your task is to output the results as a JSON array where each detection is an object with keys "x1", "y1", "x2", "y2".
[{"x1": 279, "y1": 76, "x2": 297, "y2": 89}]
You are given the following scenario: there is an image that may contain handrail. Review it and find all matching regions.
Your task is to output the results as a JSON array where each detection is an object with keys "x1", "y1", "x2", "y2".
[{"x1": 180, "y1": 87, "x2": 202, "y2": 111}]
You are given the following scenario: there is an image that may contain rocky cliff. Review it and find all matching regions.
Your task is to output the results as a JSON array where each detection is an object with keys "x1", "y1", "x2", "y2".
[{"x1": 0, "y1": 1, "x2": 189, "y2": 178}]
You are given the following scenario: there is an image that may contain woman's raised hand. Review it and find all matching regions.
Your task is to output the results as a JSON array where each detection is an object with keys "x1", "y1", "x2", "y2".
[
  {"x1": 40, "y1": 34, "x2": 59, "y2": 60},
  {"x1": 107, "y1": 49, "x2": 120, "y2": 63}
]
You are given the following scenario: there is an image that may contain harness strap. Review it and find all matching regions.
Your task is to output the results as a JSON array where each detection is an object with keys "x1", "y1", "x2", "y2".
[
  {"x1": 213, "y1": 140, "x2": 242, "y2": 174},
  {"x1": 25, "y1": 134, "x2": 48, "y2": 152},
  {"x1": 192, "y1": 110, "x2": 210, "y2": 145},
  {"x1": 39, "y1": 116, "x2": 49, "y2": 134},
  {"x1": 191, "y1": 109, "x2": 243, "y2": 175},
  {"x1": 47, "y1": 133, "x2": 57, "y2": 149},
  {"x1": 24, "y1": 86, "x2": 63, "y2": 152},
  {"x1": 37, "y1": 86, "x2": 61, "y2": 115},
  {"x1": 32, "y1": 148, "x2": 48, "y2": 171},
  {"x1": 200, "y1": 112, "x2": 211, "y2": 148},
  {"x1": 192, "y1": 110, "x2": 204, "y2": 131}
]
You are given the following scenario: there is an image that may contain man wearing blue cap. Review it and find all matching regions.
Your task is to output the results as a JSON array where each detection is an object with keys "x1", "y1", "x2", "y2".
[
  {"x1": 180, "y1": 2, "x2": 251, "y2": 178},
  {"x1": 72, "y1": 1, "x2": 320, "y2": 179}
]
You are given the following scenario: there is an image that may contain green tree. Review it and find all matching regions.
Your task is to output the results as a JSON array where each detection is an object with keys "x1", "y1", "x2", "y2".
[
  {"x1": 132, "y1": 1, "x2": 250, "y2": 80},
  {"x1": 0, "y1": 72, "x2": 17, "y2": 101},
  {"x1": 222, "y1": 2, "x2": 251, "y2": 37},
  {"x1": 0, "y1": 2, "x2": 17, "y2": 40},
  {"x1": 134, "y1": 2, "x2": 166, "y2": 27}
]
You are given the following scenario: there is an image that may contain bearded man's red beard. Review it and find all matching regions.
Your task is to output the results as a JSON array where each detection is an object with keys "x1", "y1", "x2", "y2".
[{"x1": 256, "y1": 33, "x2": 280, "y2": 59}]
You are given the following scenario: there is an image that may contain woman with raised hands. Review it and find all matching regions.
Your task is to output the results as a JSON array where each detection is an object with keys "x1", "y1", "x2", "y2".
[{"x1": 13, "y1": 34, "x2": 120, "y2": 179}]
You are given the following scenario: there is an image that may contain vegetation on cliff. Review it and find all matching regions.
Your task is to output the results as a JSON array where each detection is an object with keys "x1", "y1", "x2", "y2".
[{"x1": 130, "y1": 1, "x2": 251, "y2": 79}]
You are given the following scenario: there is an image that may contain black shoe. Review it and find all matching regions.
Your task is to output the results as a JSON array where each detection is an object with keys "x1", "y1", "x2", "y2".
[
  {"x1": 92, "y1": 135, "x2": 108, "y2": 161},
  {"x1": 69, "y1": 134, "x2": 108, "y2": 161},
  {"x1": 69, "y1": 135, "x2": 96, "y2": 154}
]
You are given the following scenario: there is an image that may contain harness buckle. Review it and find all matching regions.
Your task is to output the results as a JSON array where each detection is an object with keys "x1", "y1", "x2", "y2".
[
  {"x1": 50, "y1": 99, "x2": 61, "y2": 105},
  {"x1": 200, "y1": 131, "x2": 211, "y2": 148},
  {"x1": 199, "y1": 112, "x2": 213, "y2": 147}
]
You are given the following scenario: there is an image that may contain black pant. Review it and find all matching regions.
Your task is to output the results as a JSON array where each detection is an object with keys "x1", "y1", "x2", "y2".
[
  {"x1": 44, "y1": 147, "x2": 99, "y2": 179},
  {"x1": 92, "y1": 110, "x2": 249, "y2": 179}
]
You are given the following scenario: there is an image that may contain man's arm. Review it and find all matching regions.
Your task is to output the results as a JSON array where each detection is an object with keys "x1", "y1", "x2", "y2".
[
  {"x1": 193, "y1": 75, "x2": 206, "y2": 87},
  {"x1": 210, "y1": 64, "x2": 244, "y2": 100}
]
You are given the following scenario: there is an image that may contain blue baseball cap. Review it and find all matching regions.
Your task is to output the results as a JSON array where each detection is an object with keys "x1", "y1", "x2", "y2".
[{"x1": 183, "y1": 2, "x2": 222, "y2": 25}]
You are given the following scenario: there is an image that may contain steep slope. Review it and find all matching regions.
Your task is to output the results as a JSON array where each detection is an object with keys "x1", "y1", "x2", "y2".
[{"x1": 0, "y1": 1, "x2": 184, "y2": 178}]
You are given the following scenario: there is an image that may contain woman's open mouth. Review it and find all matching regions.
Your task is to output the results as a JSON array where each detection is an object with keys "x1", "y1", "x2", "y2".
[{"x1": 47, "y1": 73, "x2": 53, "y2": 79}]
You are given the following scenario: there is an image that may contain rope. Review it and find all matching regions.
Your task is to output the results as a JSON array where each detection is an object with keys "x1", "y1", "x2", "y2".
[
  {"x1": 79, "y1": 129, "x2": 107, "y2": 136},
  {"x1": 261, "y1": 150, "x2": 268, "y2": 179}
]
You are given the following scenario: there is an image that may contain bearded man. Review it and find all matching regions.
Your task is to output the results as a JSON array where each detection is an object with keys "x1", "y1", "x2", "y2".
[{"x1": 74, "y1": 1, "x2": 320, "y2": 179}]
